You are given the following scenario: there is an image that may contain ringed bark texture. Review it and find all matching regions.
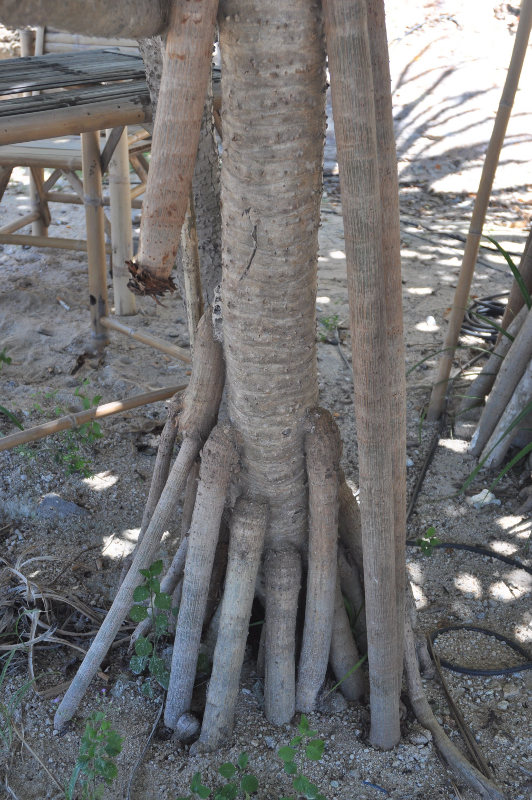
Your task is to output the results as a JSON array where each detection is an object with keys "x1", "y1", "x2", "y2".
[
  {"x1": 135, "y1": 0, "x2": 218, "y2": 282},
  {"x1": 219, "y1": 0, "x2": 325, "y2": 551},
  {"x1": 323, "y1": 0, "x2": 401, "y2": 748}
]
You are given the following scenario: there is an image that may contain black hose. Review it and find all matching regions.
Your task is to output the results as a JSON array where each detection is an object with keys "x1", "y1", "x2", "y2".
[{"x1": 428, "y1": 625, "x2": 532, "y2": 676}]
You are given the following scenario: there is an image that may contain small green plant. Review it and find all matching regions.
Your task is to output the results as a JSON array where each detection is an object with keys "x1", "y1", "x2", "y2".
[
  {"x1": 175, "y1": 716, "x2": 326, "y2": 800},
  {"x1": 0, "y1": 348, "x2": 11, "y2": 368},
  {"x1": 65, "y1": 711, "x2": 122, "y2": 800},
  {"x1": 318, "y1": 314, "x2": 340, "y2": 342},
  {"x1": 416, "y1": 526, "x2": 440, "y2": 556},
  {"x1": 0, "y1": 347, "x2": 24, "y2": 431},
  {"x1": 129, "y1": 560, "x2": 177, "y2": 697},
  {"x1": 277, "y1": 713, "x2": 326, "y2": 800},
  {"x1": 17, "y1": 379, "x2": 103, "y2": 477},
  {"x1": 176, "y1": 752, "x2": 259, "y2": 800}
]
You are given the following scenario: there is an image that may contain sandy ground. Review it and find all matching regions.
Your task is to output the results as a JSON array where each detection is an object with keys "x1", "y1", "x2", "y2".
[{"x1": 0, "y1": 3, "x2": 531, "y2": 799}]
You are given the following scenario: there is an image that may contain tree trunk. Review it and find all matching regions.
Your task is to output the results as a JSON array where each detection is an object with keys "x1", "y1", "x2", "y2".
[{"x1": 48, "y1": 1, "x2": 506, "y2": 795}]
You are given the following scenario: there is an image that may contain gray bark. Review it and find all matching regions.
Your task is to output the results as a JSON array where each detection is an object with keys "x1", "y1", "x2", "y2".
[
  {"x1": 1, "y1": 0, "x2": 169, "y2": 38},
  {"x1": 138, "y1": 38, "x2": 222, "y2": 305}
]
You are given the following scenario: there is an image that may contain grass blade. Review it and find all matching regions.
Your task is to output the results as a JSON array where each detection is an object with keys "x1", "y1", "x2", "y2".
[
  {"x1": 0, "y1": 405, "x2": 23, "y2": 431},
  {"x1": 485, "y1": 235, "x2": 531, "y2": 309}
]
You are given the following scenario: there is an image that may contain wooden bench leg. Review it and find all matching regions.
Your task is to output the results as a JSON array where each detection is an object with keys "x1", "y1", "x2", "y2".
[
  {"x1": 81, "y1": 130, "x2": 109, "y2": 348},
  {"x1": 0, "y1": 167, "x2": 12, "y2": 202},
  {"x1": 107, "y1": 127, "x2": 136, "y2": 316},
  {"x1": 29, "y1": 167, "x2": 51, "y2": 236}
]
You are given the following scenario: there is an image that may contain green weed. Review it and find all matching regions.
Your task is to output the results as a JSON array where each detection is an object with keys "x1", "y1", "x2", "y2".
[
  {"x1": 65, "y1": 711, "x2": 122, "y2": 800},
  {"x1": 416, "y1": 526, "x2": 440, "y2": 556},
  {"x1": 16, "y1": 379, "x2": 103, "y2": 477},
  {"x1": 318, "y1": 314, "x2": 340, "y2": 343},
  {"x1": 176, "y1": 715, "x2": 327, "y2": 800},
  {"x1": 129, "y1": 560, "x2": 177, "y2": 697}
]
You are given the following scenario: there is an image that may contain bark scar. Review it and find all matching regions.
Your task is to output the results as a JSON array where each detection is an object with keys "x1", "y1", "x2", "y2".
[
  {"x1": 126, "y1": 260, "x2": 177, "y2": 305},
  {"x1": 240, "y1": 222, "x2": 258, "y2": 281}
]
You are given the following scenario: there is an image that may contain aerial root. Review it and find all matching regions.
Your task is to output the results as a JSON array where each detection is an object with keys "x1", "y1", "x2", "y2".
[
  {"x1": 197, "y1": 497, "x2": 268, "y2": 751},
  {"x1": 337, "y1": 545, "x2": 366, "y2": 653},
  {"x1": 296, "y1": 409, "x2": 341, "y2": 712},
  {"x1": 470, "y1": 305, "x2": 532, "y2": 458},
  {"x1": 119, "y1": 394, "x2": 181, "y2": 583},
  {"x1": 329, "y1": 576, "x2": 364, "y2": 701},
  {"x1": 338, "y1": 470, "x2": 364, "y2": 570},
  {"x1": 264, "y1": 547, "x2": 301, "y2": 725},
  {"x1": 460, "y1": 305, "x2": 526, "y2": 413},
  {"x1": 54, "y1": 313, "x2": 224, "y2": 731},
  {"x1": 54, "y1": 433, "x2": 200, "y2": 731},
  {"x1": 404, "y1": 619, "x2": 504, "y2": 800},
  {"x1": 165, "y1": 424, "x2": 240, "y2": 731}
]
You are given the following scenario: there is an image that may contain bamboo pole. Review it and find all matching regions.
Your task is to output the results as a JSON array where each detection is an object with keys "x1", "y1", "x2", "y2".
[
  {"x1": 0, "y1": 211, "x2": 40, "y2": 234},
  {"x1": 0, "y1": 385, "x2": 187, "y2": 452},
  {"x1": 19, "y1": 30, "x2": 48, "y2": 238},
  {"x1": 427, "y1": 0, "x2": 532, "y2": 420},
  {"x1": 99, "y1": 316, "x2": 191, "y2": 363},
  {"x1": 0, "y1": 233, "x2": 111, "y2": 252},
  {"x1": 81, "y1": 130, "x2": 109, "y2": 346},
  {"x1": 0, "y1": 96, "x2": 151, "y2": 147},
  {"x1": 106, "y1": 127, "x2": 136, "y2": 315}
]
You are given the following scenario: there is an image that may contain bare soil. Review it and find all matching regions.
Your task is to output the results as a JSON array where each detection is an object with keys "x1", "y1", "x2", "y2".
[{"x1": 0, "y1": 3, "x2": 531, "y2": 799}]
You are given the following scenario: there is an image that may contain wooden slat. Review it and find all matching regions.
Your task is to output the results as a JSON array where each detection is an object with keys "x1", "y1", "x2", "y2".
[
  {"x1": 0, "y1": 233, "x2": 111, "y2": 252},
  {"x1": 0, "y1": 92, "x2": 151, "y2": 146},
  {"x1": 100, "y1": 317, "x2": 192, "y2": 364},
  {"x1": 44, "y1": 32, "x2": 138, "y2": 48},
  {"x1": 0, "y1": 211, "x2": 40, "y2": 234},
  {"x1": 0, "y1": 50, "x2": 145, "y2": 95},
  {"x1": 0, "y1": 80, "x2": 149, "y2": 117}
]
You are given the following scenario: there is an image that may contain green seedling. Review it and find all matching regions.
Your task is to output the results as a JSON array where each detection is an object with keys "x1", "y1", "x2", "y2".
[
  {"x1": 129, "y1": 560, "x2": 177, "y2": 697},
  {"x1": 65, "y1": 711, "x2": 122, "y2": 800},
  {"x1": 0, "y1": 348, "x2": 11, "y2": 368},
  {"x1": 177, "y1": 752, "x2": 259, "y2": 800},
  {"x1": 277, "y1": 714, "x2": 327, "y2": 800},
  {"x1": 0, "y1": 347, "x2": 23, "y2": 431},
  {"x1": 16, "y1": 379, "x2": 103, "y2": 477},
  {"x1": 318, "y1": 314, "x2": 340, "y2": 343},
  {"x1": 416, "y1": 526, "x2": 440, "y2": 556},
  {"x1": 175, "y1": 716, "x2": 327, "y2": 800}
]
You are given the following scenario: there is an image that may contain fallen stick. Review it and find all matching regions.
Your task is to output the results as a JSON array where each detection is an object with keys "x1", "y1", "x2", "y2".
[{"x1": 0, "y1": 385, "x2": 187, "y2": 451}]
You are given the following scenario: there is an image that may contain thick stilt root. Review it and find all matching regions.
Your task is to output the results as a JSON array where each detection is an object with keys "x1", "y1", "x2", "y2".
[
  {"x1": 329, "y1": 577, "x2": 364, "y2": 701},
  {"x1": 165, "y1": 424, "x2": 239, "y2": 731},
  {"x1": 338, "y1": 546, "x2": 366, "y2": 653},
  {"x1": 119, "y1": 397, "x2": 181, "y2": 583},
  {"x1": 54, "y1": 435, "x2": 199, "y2": 731},
  {"x1": 264, "y1": 547, "x2": 301, "y2": 726},
  {"x1": 54, "y1": 314, "x2": 224, "y2": 731},
  {"x1": 404, "y1": 620, "x2": 504, "y2": 800},
  {"x1": 198, "y1": 497, "x2": 268, "y2": 750},
  {"x1": 297, "y1": 409, "x2": 341, "y2": 712}
]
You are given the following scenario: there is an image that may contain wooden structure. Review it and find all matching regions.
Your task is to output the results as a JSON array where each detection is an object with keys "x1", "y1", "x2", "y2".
[
  {"x1": 0, "y1": 30, "x2": 193, "y2": 444},
  {"x1": 0, "y1": 46, "x2": 152, "y2": 323}
]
